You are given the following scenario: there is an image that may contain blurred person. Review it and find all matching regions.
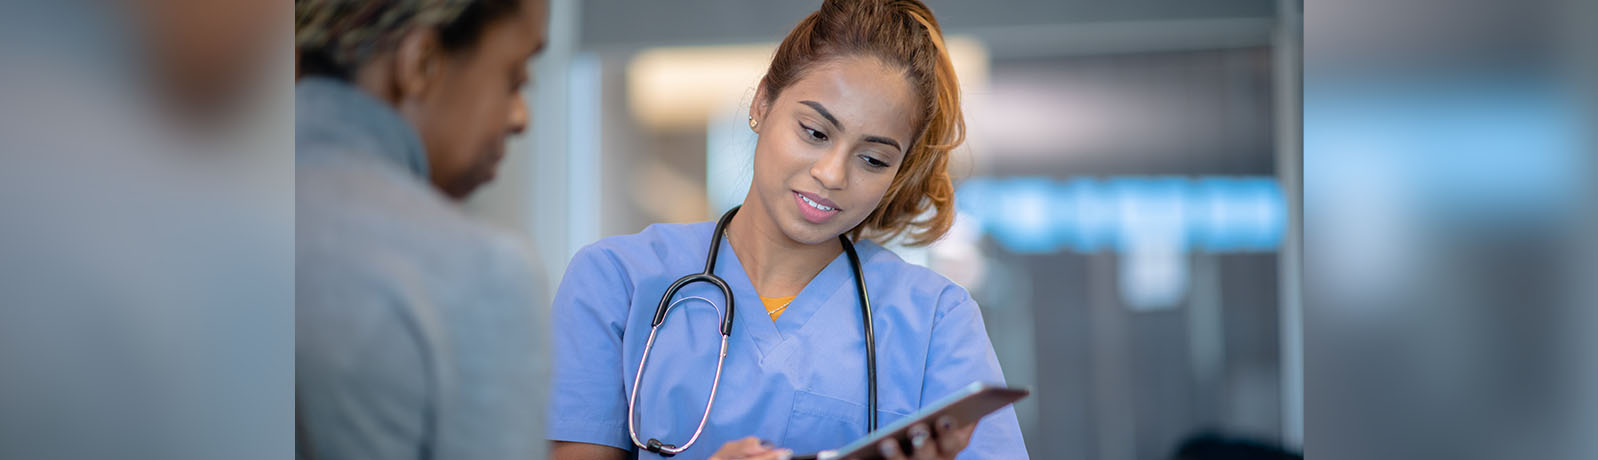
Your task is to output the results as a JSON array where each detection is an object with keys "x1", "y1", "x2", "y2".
[
  {"x1": 133, "y1": 0, "x2": 282, "y2": 126},
  {"x1": 294, "y1": 0, "x2": 549, "y2": 458},
  {"x1": 0, "y1": 1, "x2": 291, "y2": 459},
  {"x1": 547, "y1": 1, "x2": 1025, "y2": 459}
]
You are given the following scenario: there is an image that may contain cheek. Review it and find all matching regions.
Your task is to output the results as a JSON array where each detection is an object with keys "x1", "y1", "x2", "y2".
[
  {"x1": 850, "y1": 173, "x2": 896, "y2": 213},
  {"x1": 444, "y1": 80, "x2": 509, "y2": 146},
  {"x1": 462, "y1": 87, "x2": 505, "y2": 130},
  {"x1": 418, "y1": 104, "x2": 491, "y2": 175},
  {"x1": 754, "y1": 134, "x2": 803, "y2": 183},
  {"x1": 437, "y1": 65, "x2": 504, "y2": 114}
]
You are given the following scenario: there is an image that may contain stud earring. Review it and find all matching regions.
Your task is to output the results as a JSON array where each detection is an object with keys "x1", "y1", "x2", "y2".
[{"x1": 748, "y1": 116, "x2": 758, "y2": 131}]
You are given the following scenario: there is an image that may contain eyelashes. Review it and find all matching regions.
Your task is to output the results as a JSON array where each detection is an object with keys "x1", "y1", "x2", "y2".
[
  {"x1": 801, "y1": 123, "x2": 829, "y2": 142},
  {"x1": 859, "y1": 155, "x2": 889, "y2": 168},
  {"x1": 798, "y1": 122, "x2": 892, "y2": 169}
]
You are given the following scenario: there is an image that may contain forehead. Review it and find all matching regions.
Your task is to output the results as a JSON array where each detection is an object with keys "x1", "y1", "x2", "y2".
[
  {"x1": 777, "y1": 56, "x2": 919, "y2": 144},
  {"x1": 478, "y1": 0, "x2": 548, "y2": 55},
  {"x1": 512, "y1": 0, "x2": 549, "y2": 36}
]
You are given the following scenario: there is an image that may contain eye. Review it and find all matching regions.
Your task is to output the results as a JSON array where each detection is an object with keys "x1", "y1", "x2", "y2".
[
  {"x1": 859, "y1": 154, "x2": 890, "y2": 168},
  {"x1": 800, "y1": 123, "x2": 828, "y2": 142}
]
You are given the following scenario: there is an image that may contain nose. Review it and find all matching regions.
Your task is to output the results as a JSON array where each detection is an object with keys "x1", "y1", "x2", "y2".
[
  {"x1": 809, "y1": 146, "x2": 848, "y2": 191},
  {"x1": 508, "y1": 94, "x2": 529, "y2": 135}
]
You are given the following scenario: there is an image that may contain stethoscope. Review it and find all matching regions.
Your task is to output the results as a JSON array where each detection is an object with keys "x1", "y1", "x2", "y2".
[{"x1": 628, "y1": 205, "x2": 878, "y2": 456}]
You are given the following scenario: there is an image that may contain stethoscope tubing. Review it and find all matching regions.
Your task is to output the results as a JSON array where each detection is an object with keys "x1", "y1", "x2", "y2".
[{"x1": 627, "y1": 206, "x2": 878, "y2": 457}]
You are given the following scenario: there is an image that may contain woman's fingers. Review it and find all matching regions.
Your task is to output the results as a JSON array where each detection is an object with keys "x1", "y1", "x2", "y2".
[
  {"x1": 748, "y1": 448, "x2": 794, "y2": 460},
  {"x1": 709, "y1": 436, "x2": 782, "y2": 460},
  {"x1": 865, "y1": 416, "x2": 983, "y2": 460},
  {"x1": 933, "y1": 416, "x2": 977, "y2": 458},
  {"x1": 906, "y1": 423, "x2": 939, "y2": 460},
  {"x1": 878, "y1": 437, "x2": 908, "y2": 460},
  {"x1": 873, "y1": 417, "x2": 980, "y2": 460}
]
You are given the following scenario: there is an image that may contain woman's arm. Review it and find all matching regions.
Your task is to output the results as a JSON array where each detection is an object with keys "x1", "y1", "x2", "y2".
[
  {"x1": 546, "y1": 244, "x2": 637, "y2": 451},
  {"x1": 915, "y1": 285, "x2": 1029, "y2": 459}
]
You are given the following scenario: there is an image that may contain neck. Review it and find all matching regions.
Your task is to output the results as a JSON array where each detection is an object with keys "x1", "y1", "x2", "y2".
[{"x1": 727, "y1": 197, "x2": 843, "y2": 299}]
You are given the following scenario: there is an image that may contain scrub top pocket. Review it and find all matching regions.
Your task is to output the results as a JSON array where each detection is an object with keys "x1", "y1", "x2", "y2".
[{"x1": 781, "y1": 390, "x2": 908, "y2": 454}]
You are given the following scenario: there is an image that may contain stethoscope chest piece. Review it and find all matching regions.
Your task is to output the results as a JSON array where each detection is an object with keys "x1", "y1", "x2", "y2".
[
  {"x1": 645, "y1": 438, "x2": 676, "y2": 457},
  {"x1": 628, "y1": 209, "x2": 740, "y2": 456}
]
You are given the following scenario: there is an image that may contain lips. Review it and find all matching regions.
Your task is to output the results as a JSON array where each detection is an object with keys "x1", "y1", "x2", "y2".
[{"x1": 793, "y1": 190, "x2": 841, "y2": 224}]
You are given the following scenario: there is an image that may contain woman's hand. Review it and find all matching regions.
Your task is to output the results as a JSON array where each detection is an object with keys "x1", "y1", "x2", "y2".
[
  {"x1": 709, "y1": 436, "x2": 793, "y2": 460},
  {"x1": 873, "y1": 416, "x2": 977, "y2": 460}
]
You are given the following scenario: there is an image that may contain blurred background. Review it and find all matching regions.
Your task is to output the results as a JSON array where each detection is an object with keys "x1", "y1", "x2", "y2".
[
  {"x1": 1305, "y1": 0, "x2": 1597, "y2": 459},
  {"x1": 3, "y1": 0, "x2": 1592, "y2": 459},
  {"x1": 466, "y1": 1, "x2": 1303, "y2": 458}
]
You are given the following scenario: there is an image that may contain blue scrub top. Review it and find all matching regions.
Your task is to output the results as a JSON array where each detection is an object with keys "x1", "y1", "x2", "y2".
[{"x1": 548, "y1": 222, "x2": 1028, "y2": 459}]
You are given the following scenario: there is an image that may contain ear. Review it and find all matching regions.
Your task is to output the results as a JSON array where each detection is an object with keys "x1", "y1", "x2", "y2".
[
  {"x1": 749, "y1": 79, "x2": 772, "y2": 127},
  {"x1": 391, "y1": 27, "x2": 443, "y2": 102}
]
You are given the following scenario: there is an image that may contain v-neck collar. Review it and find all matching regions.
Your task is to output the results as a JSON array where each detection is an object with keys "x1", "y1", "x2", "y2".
[{"x1": 710, "y1": 227, "x2": 855, "y2": 358}]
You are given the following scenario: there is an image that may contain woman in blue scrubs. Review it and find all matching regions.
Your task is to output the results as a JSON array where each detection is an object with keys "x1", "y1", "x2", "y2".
[{"x1": 548, "y1": 1, "x2": 1026, "y2": 459}]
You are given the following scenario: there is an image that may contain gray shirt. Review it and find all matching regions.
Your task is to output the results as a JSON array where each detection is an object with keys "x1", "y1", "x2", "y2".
[{"x1": 295, "y1": 77, "x2": 546, "y2": 460}]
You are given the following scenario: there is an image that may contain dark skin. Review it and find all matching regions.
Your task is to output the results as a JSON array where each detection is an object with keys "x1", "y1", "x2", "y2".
[
  {"x1": 348, "y1": 0, "x2": 548, "y2": 199},
  {"x1": 552, "y1": 56, "x2": 978, "y2": 460}
]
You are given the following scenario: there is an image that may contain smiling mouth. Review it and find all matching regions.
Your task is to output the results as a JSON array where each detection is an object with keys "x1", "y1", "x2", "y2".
[{"x1": 798, "y1": 193, "x2": 836, "y2": 212}]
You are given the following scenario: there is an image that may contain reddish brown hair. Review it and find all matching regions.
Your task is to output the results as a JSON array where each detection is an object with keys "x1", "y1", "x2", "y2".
[{"x1": 759, "y1": 0, "x2": 962, "y2": 246}]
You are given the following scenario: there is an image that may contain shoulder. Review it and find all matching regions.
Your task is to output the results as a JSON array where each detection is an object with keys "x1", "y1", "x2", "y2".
[
  {"x1": 567, "y1": 221, "x2": 714, "y2": 277},
  {"x1": 297, "y1": 160, "x2": 539, "y2": 303},
  {"x1": 852, "y1": 240, "x2": 974, "y2": 317}
]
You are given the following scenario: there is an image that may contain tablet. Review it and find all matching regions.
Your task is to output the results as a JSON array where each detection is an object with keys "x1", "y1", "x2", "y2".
[{"x1": 795, "y1": 382, "x2": 1029, "y2": 460}]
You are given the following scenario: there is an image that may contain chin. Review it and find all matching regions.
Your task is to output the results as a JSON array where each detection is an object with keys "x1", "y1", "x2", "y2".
[
  {"x1": 781, "y1": 215, "x2": 858, "y2": 246},
  {"x1": 441, "y1": 185, "x2": 475, "y2": 200},
  {"x1": 788, "y1": 231, "x2": 837, "y2": 246},
  {"x1": 440, "y1": 175, "x2": 488, "y2": 200}
]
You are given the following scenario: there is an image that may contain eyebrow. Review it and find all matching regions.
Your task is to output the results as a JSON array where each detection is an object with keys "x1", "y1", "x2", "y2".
[
  {"x1": 863, "y1": 135, "x2": 902, "y2": 152},
  {"x1": 799, "y1": 100, "x2": 840, "y2": 129},
  {"x1": 798, "y1": 100, "x2": 904, "y2": 153}
]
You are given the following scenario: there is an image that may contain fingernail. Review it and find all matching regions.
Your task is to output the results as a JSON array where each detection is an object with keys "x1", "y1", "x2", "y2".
[
  {"x1": 777, "y1": 449, "x2": 793, "y2": 460},
  {"x1": 760, "y1": 439, "x2": 774, "y2": 448},
  {"x1": 879, "y1": 439, "x2": 898, "y2": 457},
  {"x1": 909, "y1": 425, "x2": 930, "y2": 448}
]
